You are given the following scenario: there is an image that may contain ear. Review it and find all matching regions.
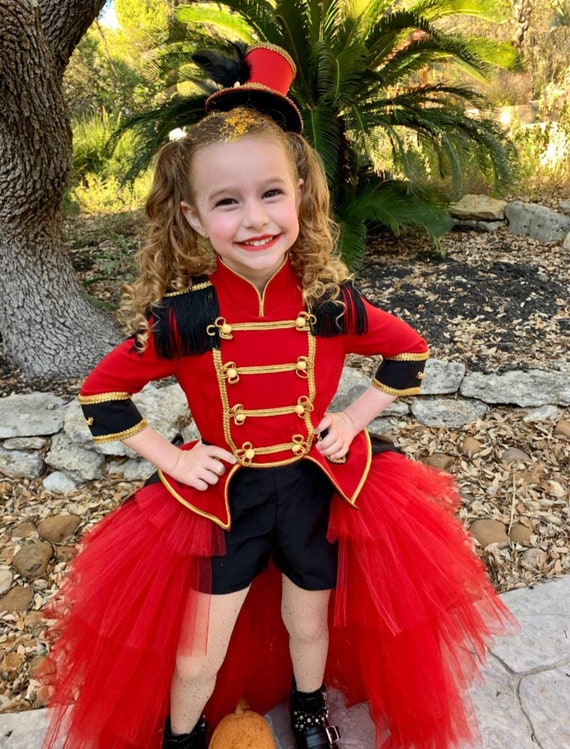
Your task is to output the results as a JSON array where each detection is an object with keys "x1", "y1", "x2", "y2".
[
  {"x1": 181, "y1": 201, "x2": 207, "y2": 237},
  {"x1": 296, "y1": 179, "x2": 304, "y2": 211}
]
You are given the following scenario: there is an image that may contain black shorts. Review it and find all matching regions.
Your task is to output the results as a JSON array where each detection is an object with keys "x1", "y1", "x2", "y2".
[{"x1": 211, "y1": 460, "x2": 337, "y2": 594}]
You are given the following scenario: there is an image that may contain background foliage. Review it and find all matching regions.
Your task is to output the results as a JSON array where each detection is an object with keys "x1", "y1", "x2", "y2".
[{"x1": 65, "y1": 0, "x2": 570, "y2": 262}]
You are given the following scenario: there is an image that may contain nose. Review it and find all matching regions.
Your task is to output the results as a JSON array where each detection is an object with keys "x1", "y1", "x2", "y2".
[{"x1": 243, "y1": 198, "x2": 269, "y2": 228}]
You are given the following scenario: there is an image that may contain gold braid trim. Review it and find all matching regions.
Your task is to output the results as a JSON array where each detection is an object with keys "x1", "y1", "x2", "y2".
[
  {"x1": 163, "y1": 281, "x2": 212, "y2": 298},
  {"x1": 79, "y1": 391, "x2": 132, "y2": 404},
  {"x1": 384, "y1": 350, "x2": 430, "y2": 362},
  {"x1": 372, "y1": 379, "x2": 422, "y2": 396},
  {"x1": 92, "y1": 419, "x2": 148, "y2": 443}
]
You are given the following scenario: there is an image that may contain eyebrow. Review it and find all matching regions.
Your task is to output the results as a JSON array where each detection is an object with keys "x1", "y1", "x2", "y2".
[{"x1": 207, "y1": 176, "x2": 290, "y2": 203}]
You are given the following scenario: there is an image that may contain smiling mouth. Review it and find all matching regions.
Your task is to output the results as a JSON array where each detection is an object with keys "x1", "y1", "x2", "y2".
[{"x1": 239, "y1": 235, "x2": 278, "y2": 250}]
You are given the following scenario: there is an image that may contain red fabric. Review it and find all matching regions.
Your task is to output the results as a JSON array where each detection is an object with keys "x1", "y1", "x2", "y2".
[
  {"x1": 246, "y1": 46, "x2": 295, "y2": 94},
  {"x1": 41, "y1": 452, "x2": 515, "y2": 749}
]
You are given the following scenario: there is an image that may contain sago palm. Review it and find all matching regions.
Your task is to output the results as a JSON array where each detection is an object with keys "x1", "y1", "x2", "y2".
[{"x1": 120, "y1": 0, "x2": 518, "y2": 266}]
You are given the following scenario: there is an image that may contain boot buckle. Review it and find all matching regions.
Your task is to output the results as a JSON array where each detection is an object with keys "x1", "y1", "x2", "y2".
[{"x1": 326, "y1": 725, "x2": 341, "y2": 744}]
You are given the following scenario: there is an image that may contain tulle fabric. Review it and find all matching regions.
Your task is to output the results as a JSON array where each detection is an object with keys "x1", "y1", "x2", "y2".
[
  {"x1": 41, "y1": 484, "x2": 225, "y2": 749},
  {"x1": 41, "y1": 453, "x2": 515, "y2": 749}
]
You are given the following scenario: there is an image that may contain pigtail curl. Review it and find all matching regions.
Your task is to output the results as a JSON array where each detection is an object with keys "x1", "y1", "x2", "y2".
[
  {"x1": 121, "y1": 138, "x2": 216, "y2": 345},
  {"x1": 284, "y1": 133, "x2": 351, "y2": 310}
]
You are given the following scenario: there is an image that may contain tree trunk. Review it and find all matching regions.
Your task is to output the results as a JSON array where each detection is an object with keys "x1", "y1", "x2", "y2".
[
  {"x1": 0, "y1": 0, "x2": 121, "y2": 380},
  {"x1": 511, "y1": 0, "x2": 534, "y2": 52}
]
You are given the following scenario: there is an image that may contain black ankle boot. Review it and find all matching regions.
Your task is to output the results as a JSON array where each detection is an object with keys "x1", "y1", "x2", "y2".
[
  {"x1": 290, "y1": 683, "x2": 340, "y2": 748},
  {"x1": 162, "y1": 716, "x2": 208, "y2": 749}
]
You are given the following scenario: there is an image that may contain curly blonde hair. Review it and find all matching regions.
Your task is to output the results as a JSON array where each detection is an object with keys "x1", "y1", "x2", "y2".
[{"x1": 123, "y1": 108, "x2": 350, "y2": 337}]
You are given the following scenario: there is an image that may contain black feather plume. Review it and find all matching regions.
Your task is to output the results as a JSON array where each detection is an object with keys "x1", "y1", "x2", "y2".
[{"x1": 192, "y1": 42, "x2": 249, "y2": 88}]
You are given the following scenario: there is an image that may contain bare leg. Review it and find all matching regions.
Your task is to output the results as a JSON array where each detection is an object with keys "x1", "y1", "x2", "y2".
[
  {"x1": 169, "y1": 586, "x2": 250, "y2": 734},
  {"x1": 281, "y1": 576, "x2": 331, "y2": 692}
]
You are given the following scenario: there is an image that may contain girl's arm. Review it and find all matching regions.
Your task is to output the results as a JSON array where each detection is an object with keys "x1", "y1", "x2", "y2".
[
  {"x1": 316, "y1": 386, "x2": 397, "y2": 460},
  {"x1": 123, "y1": 427, "x2": 236, "y2": 491}
]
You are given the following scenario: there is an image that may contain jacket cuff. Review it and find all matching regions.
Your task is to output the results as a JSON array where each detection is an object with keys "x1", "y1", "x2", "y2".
[
  {"x1": 373, "y1": 352, "x2": 428, "y2": 396},
  {"x1": 78, "y1": 392, "x2": 148, "y2": 443}
]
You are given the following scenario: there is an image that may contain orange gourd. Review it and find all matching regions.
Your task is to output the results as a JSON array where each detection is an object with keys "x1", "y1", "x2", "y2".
[{"x1": 208, "y1": 698, "x2": 277, "y2": 748}]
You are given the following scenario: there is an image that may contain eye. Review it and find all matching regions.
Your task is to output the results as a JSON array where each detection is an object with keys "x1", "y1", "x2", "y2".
[
  {"x1": 263, "y1": 188, "x2": 285, "y2": 199},
  {"x1": 214, "y1": 197, "x2": 237, "y2": 208}
]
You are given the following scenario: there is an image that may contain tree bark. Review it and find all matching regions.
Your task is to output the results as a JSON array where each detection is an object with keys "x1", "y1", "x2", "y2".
[
  {"x1": 511, "y1": 0, "x2": 534, "y2": 52},
  {"x1": 0, "y1": 0, "x2": 121, "y2": 379}
]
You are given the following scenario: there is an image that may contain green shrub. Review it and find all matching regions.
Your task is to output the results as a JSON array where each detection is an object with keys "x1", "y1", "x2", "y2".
[{"x1": 508, "y1": 103, "x2": 570, "y2": 191}]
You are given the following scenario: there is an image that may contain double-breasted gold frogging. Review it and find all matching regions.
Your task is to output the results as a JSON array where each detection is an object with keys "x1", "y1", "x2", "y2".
[{"x1": 79, "y1": 257, "x2": 429, "y2": 529}]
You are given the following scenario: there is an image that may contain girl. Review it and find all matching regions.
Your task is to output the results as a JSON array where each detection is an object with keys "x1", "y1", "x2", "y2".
[{"x1": 42, "y1": 45, "x2": 514, "y2": 749}]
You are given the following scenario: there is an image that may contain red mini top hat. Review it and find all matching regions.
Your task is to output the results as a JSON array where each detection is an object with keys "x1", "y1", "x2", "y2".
[{"x1": 205, "y1": 43, "x2": 303, "y2": 133}]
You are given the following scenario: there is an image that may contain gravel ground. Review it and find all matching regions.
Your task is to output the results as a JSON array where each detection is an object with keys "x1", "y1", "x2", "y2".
[{"x1": 0, "y1": 213, "x2": 569, "y2": 713}]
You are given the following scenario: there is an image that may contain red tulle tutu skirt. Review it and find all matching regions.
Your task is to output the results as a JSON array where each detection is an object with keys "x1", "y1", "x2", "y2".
[{"x1": 41, "y1": 452, "x2": 515, "y2": 749}]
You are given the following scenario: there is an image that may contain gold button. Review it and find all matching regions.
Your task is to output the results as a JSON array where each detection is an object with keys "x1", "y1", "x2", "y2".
[
  {"x1": 221, "y1": 322, "x2": 232, "y2": 335},
  {"x1": 235, "y1": 413, "x2": 246, "y2": 425},
  {"x1": 292, "y1": 444, "x2": 305, "y2": 455},
  {"x1": 244, "y1": 448, "x2": 255, "y2": 460},
  {"x1": 227, "y1": 367, "x2": 237, "y2": 380},
  {"x1": 295, "y1": 404, "x2": 305, "y2": 416},
  {"x1": 295, "y1": 316, "x2": 307, "y2": 328},
  {"x1": 297, "y1": 360, "x2": 307, "y2": 371}
]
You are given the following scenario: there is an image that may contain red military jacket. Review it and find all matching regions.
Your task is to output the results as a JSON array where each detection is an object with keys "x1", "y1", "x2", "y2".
[{"x1": 79, "y1": 258, "x2": 428, "y2": 529}]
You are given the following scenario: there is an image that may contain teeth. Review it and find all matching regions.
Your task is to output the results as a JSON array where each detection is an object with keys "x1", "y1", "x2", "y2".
[{"x1": 244, "y1": 237, "x2": 273, "y2": 246}]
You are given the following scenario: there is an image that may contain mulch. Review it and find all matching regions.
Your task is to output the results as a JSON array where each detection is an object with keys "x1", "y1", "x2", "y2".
[{"x1": 0, "y1": 212, "x2": 569, "y2": 713}]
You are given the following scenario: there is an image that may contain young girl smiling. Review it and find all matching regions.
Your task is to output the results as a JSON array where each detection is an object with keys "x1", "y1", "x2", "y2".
[{"x1": 42, "y1": 44, "x2": 514, "y2": 749}]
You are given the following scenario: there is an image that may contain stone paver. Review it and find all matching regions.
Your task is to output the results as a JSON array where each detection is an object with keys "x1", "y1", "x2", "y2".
[{"x1": 1, "y1": 576, "x2": 569, "y2": 748}]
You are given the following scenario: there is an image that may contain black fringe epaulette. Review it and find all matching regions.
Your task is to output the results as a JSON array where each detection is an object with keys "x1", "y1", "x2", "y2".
[
  {"x1": 151, "y1": 277, "x2": 221, "y2": 358},
  {"x1": 310, "y1": 280, "x2": 369, "y2": 337}
]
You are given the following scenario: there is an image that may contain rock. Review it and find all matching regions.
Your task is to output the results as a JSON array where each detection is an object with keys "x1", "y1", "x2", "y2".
[
  {"x1": 55, "y1": 545, "x2": 77, "y2": 563},
  {"x1": 554, "y1": 419, "x2": 570, "y2": 437},
  {"x1": 12, "y1": 522, "x2": 37, "y2": 539},
  {"x1": 329, "y1": 367, "x2": 370, "y2": 411},
  {"x1": 469, "y1": 519, "x2": 509, "y2": 547},
  {"x1": 0, "y1": 567, "x2": 13, "y2": 595},
  {"x1": 501, "y1": 447, "x2": 532, "y2": 464},
  {"x1": 448, "y1": 194, "x2": 507, "y2": 220},
  {"x1": 330, "y1": 367, "x2": 410, "y2": 416},
  {"x1": 504, "y1": 201, "x2": 570, "y2": 242},
  {"x1": 461, "y1": 435, "x2": 483, "y2": 456},
  {"x1": 45, "y1": 432, "x2": 105, "y2": 481},
  {"x1": 423, "y1": 453, "x2": 454, "y2": 470},
  {"x1": 460, "y1": 369, "x2": 570, "y2": 407},
  {"x1": 563, "y1": 232, "x2": 570, "y2": 251},
  {"x1": 523, "y1": 405, "x2": 559, "y2": 422},
  {"x1": 180, "y1": 420, "x2": 202, "y2": 444},
  {"x1": 11, "y1": 542, "x2": 53, "y2": 580},
  {"x1": 0, "y1": 585, "x2": 34, "y2": 612},
  {"x1": 38, "y1": 515, "x2": 81, "y2": 543},
  {"x1": 107, "y1": 458, "x2": 156, "y2": 481},
  {"x1": 520, "y1": 667, "x2": 570, "y2": 748},
  {"x1": 2, "y1": 437, "x2": 48, "y2": 450},
  {"x1": 42, "y1": 471, "x2": 79, "y2": 494},
  {"x1": 560, "y1": 200, "x2": 570, "y2": 216},
  {"x1": 0, "y1": 392, "x2": 67, "y2": 439},
  {"x1": 411, "y1": 398, "x2": 489, "y2": 427},
  {"x1": 0, "y1": 446, "x2": 44, "y2": 480},
  {"x1": 509, "y1": 523, "x2": 533, "y2": 546},
  {"x1": 420, "y1": 359, "x2": 465, "y2": 395}
]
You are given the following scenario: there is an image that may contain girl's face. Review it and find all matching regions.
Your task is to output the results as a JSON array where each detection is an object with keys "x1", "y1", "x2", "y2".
[{"x1": 181, "y1": 136, "x2": 303, "y2": 291}]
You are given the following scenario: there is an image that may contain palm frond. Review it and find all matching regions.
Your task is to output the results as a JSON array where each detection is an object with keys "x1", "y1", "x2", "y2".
[{"x1": 111, "y1": 95, "x2": 208, "y2": 182}]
